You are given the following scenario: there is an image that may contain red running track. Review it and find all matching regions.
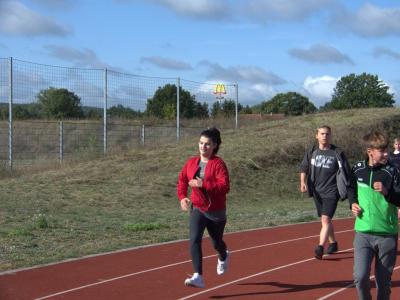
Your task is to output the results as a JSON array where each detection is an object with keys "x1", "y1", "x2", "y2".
[{"x1": 1, "y1": 218, "x2": 400, "y2": 299}]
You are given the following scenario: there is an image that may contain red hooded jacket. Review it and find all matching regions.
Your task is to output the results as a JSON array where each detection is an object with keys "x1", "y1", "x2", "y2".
[{"x1": 177, "y1": 155, "x2": 230, "y2": 212}]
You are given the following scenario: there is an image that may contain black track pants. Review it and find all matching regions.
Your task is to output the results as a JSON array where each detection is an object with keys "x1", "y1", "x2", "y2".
[{"x1": 189, "y1": 208, "x2": 227, "y2": 275}]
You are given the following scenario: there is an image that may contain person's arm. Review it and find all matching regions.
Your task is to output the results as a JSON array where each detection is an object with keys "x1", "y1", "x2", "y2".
[
  {"x1": 348, "y1": 166, "x2": 362, "y2": 216},
  {"x1": 335, "y1": 150, "x2": 351, "y2": 200},
  {"x1": 340, "y1": 151, "x2": 351, "y2": 180},
  {"x1": 299, "y1": 149, "x2": 310, "y2": 193},
  {"x1": 386, "y1": 167, "x2": 400, "y2": 207},
  {"x1": 347, "y1": 164, "x2": 358, "y2": 209},
  {"x1": 177, "y1": 161, "x2": 190, "y2": 210},
  {"x1": 300, "y1": 172, "x2": 307, "y2": 193}
]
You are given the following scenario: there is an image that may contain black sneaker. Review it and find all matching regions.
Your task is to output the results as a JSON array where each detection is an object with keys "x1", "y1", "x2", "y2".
[
  {"x1": 327, "y1": 241, "x2": 338, "y2": 254},
  {"x1": 314, "y1": 245, "x2": 324, "y2": 259}
]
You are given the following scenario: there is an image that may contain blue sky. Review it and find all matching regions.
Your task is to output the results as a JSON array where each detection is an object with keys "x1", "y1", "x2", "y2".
[{"x1": 1, "y1": 0, "x2": 400, "y2": 108}]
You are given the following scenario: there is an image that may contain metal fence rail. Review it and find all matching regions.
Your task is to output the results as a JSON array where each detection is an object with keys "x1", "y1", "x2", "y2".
[{"x1": 0, "y1": 57, "x2": 239, "y2": 170}]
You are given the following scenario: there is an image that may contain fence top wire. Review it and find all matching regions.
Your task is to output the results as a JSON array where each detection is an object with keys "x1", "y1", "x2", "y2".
[
  {"x1": 1, "y1": 57, "x2": 239, "y2": 85},
  {"x1": 12, "y1": 58, "x2": 104, "y2": 72},
  {"x1": 108, "y1": 69, "x2": 176, "y2": 81}
]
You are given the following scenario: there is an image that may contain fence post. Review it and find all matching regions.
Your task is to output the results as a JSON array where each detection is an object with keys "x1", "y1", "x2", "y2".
[
  {"x1": 176, "y1": 77, "x2": 180, "y2": 142},
  {"x1": 235, "y1": 83, "x2": 239, "y2": 129},
  {"x1": 8, "y1": 57, "x2": 13, "y2": 171},
  {"x1": 59, "y1": 121, "x2": 63, "y2": 164},
  {"x1": 103, "y1": 68, "x2": 108, "y2": 155},
  {"x1": 141, "y1": 124, "x2": 145, "y2": 146}
]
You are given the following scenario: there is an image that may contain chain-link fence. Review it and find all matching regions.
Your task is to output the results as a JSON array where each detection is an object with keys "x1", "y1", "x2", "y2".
[{"x1": 0, "y1": 57, "x2": 239, "y2": 170}]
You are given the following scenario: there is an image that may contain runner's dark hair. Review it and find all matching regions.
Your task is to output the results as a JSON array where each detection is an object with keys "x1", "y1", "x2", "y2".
[{"x1": 200, "y1": 127, "x2": 221, "y2": 154}]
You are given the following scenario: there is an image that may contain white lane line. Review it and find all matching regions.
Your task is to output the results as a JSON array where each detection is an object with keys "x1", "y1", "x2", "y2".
[
  {"x1": 317, "y1": 283, "x2": 354, "y2": 300},
  {"x1": 34, "y1": 229, "x2": 354, "y2": 300},
  {"x1": 1, "y1": 218, "x2": 354, "y2": 277},
  {"x1": 34, "y1": 260, "x2": 190, "y2": 299},
  {"x1": 317, "y1": 265, "x2": 400, "y2": 300},
  {"x1": 178, "y1": 248, "x2": 354, "y2": 300},
  {"x1": 231, "y1": 229, "x2": 353, "y2": 254}
]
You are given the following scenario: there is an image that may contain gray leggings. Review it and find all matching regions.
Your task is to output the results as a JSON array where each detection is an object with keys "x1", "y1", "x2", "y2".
[{"x1": 353, "y1": 232, "x2": 398, "y2": 300}]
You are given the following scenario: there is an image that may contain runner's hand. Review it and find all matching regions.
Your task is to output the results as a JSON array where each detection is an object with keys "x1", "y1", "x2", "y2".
[
  {"x1": 300, "y1": 182, "x2": 307, "y2": 193},
  {"x1": 180, "y1": 198, "x2": 190, "y2": 211},
  {"x1": 189, "y1": 177, "x2": 203, "y2": 188},
  {"x1": 351, "y1": 203, "x2": 362, "y2": 217},
  {"x1": 373, "y1": 182, "x2": 388, "y2": 196}
]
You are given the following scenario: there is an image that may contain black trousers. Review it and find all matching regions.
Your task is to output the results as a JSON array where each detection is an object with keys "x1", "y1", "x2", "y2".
[{"x1": 189, "y1": 208, "x2": 227, "y2": 275}]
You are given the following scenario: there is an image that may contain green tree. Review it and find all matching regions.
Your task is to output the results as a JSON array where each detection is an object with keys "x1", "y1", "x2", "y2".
[
  {"x1": 13, "y1": 103, "x2": 43, "y2": 119},
  {"x1": 211, "y1": 99, "x2": 242, "y2": 117},
  {"x1": 37, "y1": 87, "x2": 83, "y2": 119},
  {"x1": 0, "y1": 104, "x2": 8, "y2": 120},
  {"x1": 84, "y1": 108, "x2": 102, "y2": 120},
  {"x1": 108, "y1": 104, "x2": 142, "y2": 119},
  {"x1": 241, "y1": 105, "x2": 253, "y2": 114},
  {"x1": 211, "y1": 101, "x2": 221, "y2": 118},
  {"x1": 146, "y1": 84, "x2": 209, "y2": 119},
  {"x1": 260, "y1": 92, "x2": 316, "y2": 116},
  {"x1": 328, "y1": 73, "x2": 394, "y2": 109},
  {"x1": 194, "y1": 102, "x2": 209, "y2": 119},
  {"x1": 249, "y1": 103, "x2": 263, "y2": 114}
]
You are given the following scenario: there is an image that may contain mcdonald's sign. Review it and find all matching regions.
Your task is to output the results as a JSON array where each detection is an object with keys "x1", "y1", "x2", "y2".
[{"x1": 213, "y1": 83, "x2": 226, "y2": 99}]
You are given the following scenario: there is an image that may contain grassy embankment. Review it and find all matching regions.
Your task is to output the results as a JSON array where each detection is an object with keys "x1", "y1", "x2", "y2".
[{"x1": 1, "y1": 108, "x2": 400, "y2": 272}]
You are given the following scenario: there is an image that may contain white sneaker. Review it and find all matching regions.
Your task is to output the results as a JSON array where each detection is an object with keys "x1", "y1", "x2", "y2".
[
  {"x1": 184, "y1": 273, "x2": 205, "y2": 288},
  {"x1": 217, "y1": 251, "x2": 229, "y2": 275}
]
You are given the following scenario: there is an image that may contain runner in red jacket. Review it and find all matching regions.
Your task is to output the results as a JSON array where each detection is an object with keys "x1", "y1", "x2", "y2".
[{"x1": 177, "y1": 127, "x2": 230, "y2": 288}]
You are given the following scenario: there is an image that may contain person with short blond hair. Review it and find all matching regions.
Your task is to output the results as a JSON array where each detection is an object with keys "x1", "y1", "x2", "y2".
[
  {"x1": 300, "y1": 125, "x2": 351, "y2": 259},
  {"x1": 348, "y1": 131, "x2": 400, "y2": 299}
]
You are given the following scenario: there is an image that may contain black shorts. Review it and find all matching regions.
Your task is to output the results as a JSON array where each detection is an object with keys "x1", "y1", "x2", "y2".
[{"x1": 313, "y1": 193, "x2": 339, "y2": 218}]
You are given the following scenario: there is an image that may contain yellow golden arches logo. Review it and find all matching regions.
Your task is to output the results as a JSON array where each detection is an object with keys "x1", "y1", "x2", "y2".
[{"x1": 213, "y1": 83, "x2": 226, "y2": 100}]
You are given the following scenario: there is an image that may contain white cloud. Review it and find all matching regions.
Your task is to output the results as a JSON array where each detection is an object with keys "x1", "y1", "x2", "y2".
[
  {"x1": 241, "y1": 0, "x2": 335, "y2": 22},
  {"x1": 388, "y1": 84, "x2": 396, "y2": 96},
  {"x1": 332, "y1": 3, "x2": 400, "y2": 37},
  {"x1": 380, "y1": 79, "x2": 399, "y2": 105},
  {"x1": 183, "y1": 80, "x2": 273, "y2": 105},
  {"x1": 251, "y1": 83, "x2": 275, "y2": 96},
  {"x1": 303, "y1": 75, "x2": 338, "y2": 107},
  {"x1": 31, "y1": 0, "x2": 76, "y2": 10},
  {"x1": 189, "y1": 81, "x2": 230, "y2": 103},
  {"x1": 196, "y1": 61, "x2": 286, "y2": 104},
  {"x1": 44, "y1": 45, "x2": 118, "y2": 70},
  {"x1": 127, "y1": 0, "x2": 337, "y2": 23},
  {"x1": 289, "y1": 44, "x2": 353, "y2": 65},
  {"x1": 199, "y1": 60, "x2": 286, "y2": 85},
  {"x1": 373, "y1": 47, "x2": 400, "y2": 60},
  {"x1": 121, "y1": 0, "x2": 230, "y2": 20},
  {"x1": 303, "y1": 76, "x2": 398, "y2": 107},
  {"x1": 140, "y1": 56, "x2": 192, "y2": 70},
  {"x1": 195, "y1": 82, "x2": 276, "y2": 105},
  {"x1": 384, "y1": 80, "x2": 397, "y2": 97},
  {"x1": 161, "y1": 0, "x2": 229, "y2": 18},
  {"x1": 0, "y1": 0, "x2": 70, "y2": 36},
  {"x1": 242, "y1": 83, "x2": 277, "y2": 104}
]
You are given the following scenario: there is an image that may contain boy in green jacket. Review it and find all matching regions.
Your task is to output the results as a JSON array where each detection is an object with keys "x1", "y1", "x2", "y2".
[{"x1": 348, "y1": 131, "x2": 400, "y2": 300}]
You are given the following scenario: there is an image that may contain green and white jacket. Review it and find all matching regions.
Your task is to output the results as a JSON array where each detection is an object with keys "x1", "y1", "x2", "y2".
[{"x1": 348, "y1": 160, "x2": 400, "y2": 235}]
